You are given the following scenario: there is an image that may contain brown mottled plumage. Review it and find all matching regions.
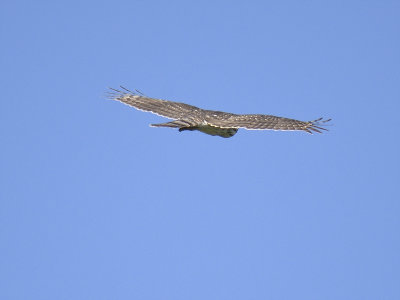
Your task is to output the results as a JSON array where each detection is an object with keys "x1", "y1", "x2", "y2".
[{"x1": 108, "y1": 87, "x2": 331, "y2": 138}]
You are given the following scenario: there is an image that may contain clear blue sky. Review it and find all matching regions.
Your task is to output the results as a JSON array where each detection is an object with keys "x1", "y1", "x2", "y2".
[{"x1": 1, "y1": 0, "x2": 399, "y2": 299}]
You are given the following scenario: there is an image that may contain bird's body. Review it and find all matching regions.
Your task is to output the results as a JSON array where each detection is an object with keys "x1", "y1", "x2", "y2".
[
  {"x1": 108, "y1": 87, "x2": 330, "y2": 138},
  {"x1": 178, "y1": 124, "x2": 238, "y2": 138}
]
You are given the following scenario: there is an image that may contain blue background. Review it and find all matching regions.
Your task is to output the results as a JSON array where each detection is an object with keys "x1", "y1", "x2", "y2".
[{"x1": 1, "y1": 1, "x2": 399, "y2": 299}]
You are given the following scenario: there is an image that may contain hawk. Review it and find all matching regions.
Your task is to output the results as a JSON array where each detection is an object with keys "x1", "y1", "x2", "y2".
[{"x1": 108, "y1": 87, "x2": 331, "y2": 138}]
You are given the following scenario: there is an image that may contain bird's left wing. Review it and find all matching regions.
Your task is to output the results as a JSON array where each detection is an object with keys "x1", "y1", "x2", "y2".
[{"x1": 108, "y1": 87, "x2": 200, "y2": 120}]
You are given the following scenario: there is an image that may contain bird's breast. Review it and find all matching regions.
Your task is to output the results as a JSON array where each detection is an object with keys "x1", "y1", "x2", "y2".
[{"x1": 197, "y1": 124, "x2": 238, "y2": 138}]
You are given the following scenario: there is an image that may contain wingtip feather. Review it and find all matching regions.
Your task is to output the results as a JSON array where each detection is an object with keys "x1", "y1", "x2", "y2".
[{"x1": 306, "y1": 117, "x2": 332, "y2": 134}]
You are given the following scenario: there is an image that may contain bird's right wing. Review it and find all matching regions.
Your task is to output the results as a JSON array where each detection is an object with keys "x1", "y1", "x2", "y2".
[
  {"x1": 108, "y1": 87, "x2": 200, "y2": 120},
  {"x1": 206, "y1": 113, "x2": 331, "y2": 134}
]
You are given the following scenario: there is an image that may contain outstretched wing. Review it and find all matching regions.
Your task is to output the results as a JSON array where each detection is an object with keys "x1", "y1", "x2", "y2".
[
  {"x1": 205, "y1": 112, "x2": 331, "y2": 134},
  {"x1": 107, "y1": 87, "x2": 200, "y2": 120}
]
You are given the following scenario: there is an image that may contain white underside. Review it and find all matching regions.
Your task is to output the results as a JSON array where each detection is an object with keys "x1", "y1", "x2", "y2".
[{"x1": 197, "y1": 125, "x2": 238, "y2": 138}]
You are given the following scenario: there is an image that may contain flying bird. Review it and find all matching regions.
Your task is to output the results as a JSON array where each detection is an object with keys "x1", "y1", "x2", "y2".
[{"x1": 108, "y1": 87, "x2": 331, "y2": 138}]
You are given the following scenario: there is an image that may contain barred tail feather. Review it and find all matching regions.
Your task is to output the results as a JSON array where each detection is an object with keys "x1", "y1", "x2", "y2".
[{"x1": 150, "y1": 120, "x2": 194, "y2": 128}]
